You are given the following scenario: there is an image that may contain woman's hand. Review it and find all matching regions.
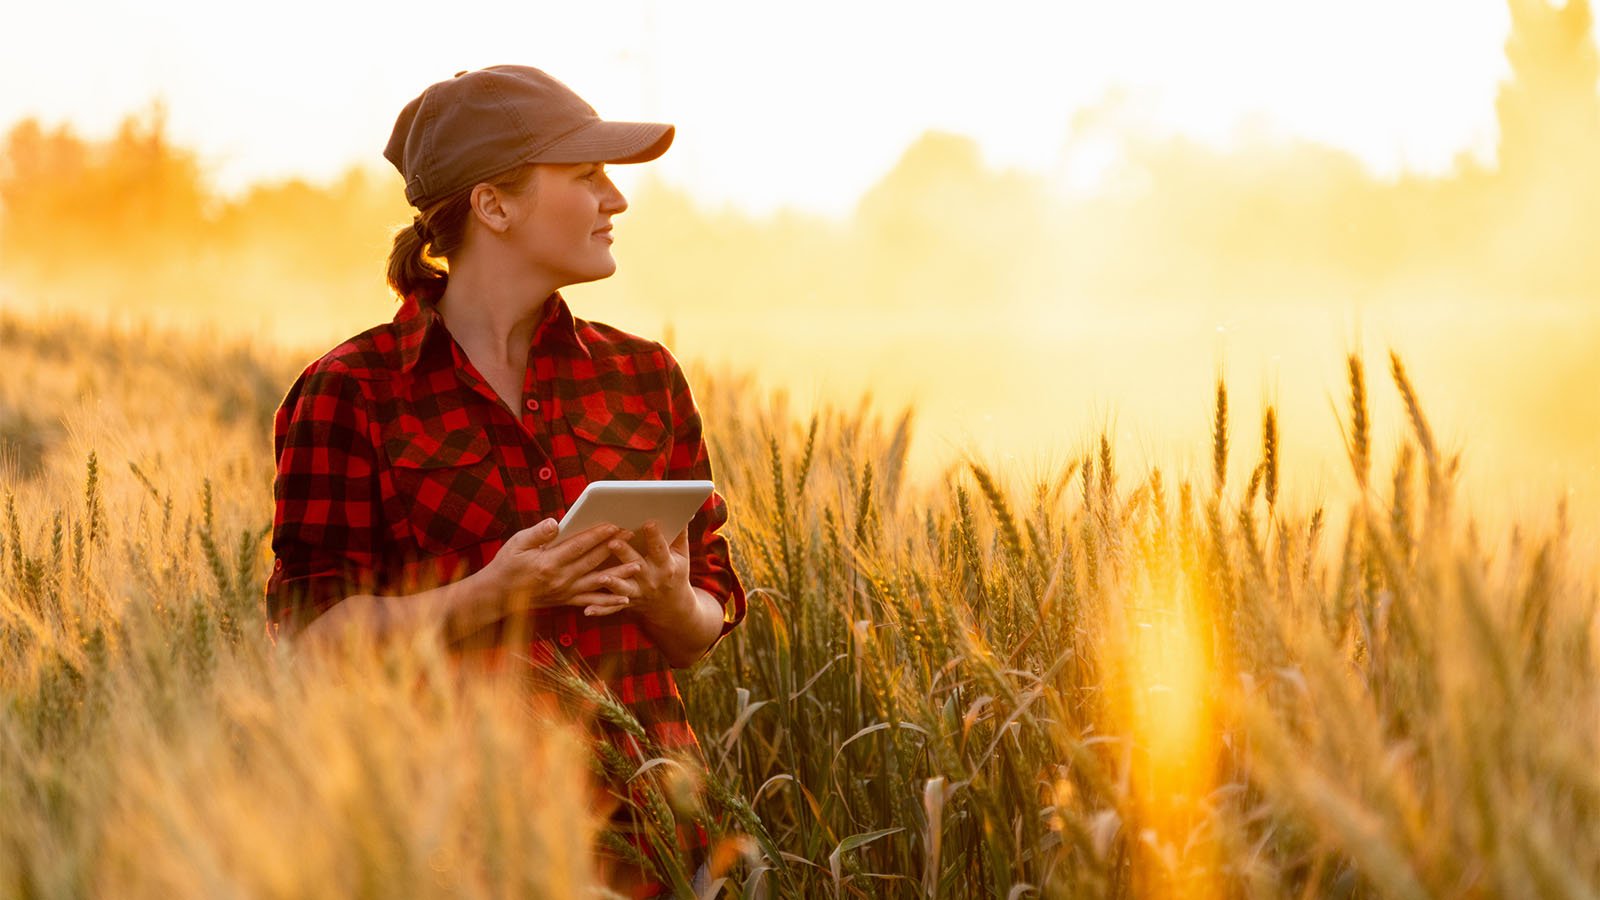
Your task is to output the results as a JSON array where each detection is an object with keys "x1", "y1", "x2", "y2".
[
  {"x1": 588, "y1": 519, "x2": 730, "y2": 667},
  {"x1": 479, "y1": 519, "x2": 643, "y2": 618},
  {"x1": 586, "y1": 520, "x2": 694, "y2": 622}
]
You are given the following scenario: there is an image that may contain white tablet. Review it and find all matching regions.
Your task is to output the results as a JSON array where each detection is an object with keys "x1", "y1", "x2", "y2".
[{"x1": 556, "y1": 480, "x2": 715, "y2": 550}]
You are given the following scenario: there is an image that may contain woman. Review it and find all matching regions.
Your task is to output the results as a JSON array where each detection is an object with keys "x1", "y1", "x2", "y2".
[{"x1": 264, "y1": 65, "x2": 747, "y2": 897}]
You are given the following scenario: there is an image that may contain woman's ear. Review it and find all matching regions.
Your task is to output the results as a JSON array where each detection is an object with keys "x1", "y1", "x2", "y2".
[{"x1": 468, "y1": 183, "x2": 515, "y2": 234}]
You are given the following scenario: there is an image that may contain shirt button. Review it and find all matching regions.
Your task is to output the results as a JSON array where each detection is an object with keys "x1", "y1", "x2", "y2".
[
  {"x1": 525, "y1": 398, "x2": 539, "y2": 412},
  {"x1": 558, "y1": 633, "x2": 574, "y2": 648},
  {"x1": 538, "y1": 466, "x2": 554, "y2": 481}
]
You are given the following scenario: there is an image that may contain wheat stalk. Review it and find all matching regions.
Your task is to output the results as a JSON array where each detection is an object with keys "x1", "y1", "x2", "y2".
[
  {"x1": 1213, "y1": 378, "x2": 1229, "y2": 499},
  {"x1": 1347, "y1": 355, "x2": 1371, "y2": 491},
  {"x1": 1262, "y1": 406, "x2": 1278, "y2": 510}
]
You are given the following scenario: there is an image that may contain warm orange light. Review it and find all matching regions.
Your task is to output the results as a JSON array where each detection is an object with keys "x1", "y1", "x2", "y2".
[{"x1": 1120, "y1": 580, "x2": 1220, "y2": 897}]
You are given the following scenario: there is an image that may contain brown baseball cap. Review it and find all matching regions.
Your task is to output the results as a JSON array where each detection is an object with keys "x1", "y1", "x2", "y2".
[{"x1": 383, "y1": 65, "x2": 674, "y2": 210}]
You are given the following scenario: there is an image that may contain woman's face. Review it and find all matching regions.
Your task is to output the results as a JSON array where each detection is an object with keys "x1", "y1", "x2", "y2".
[{"x1": 505, "y1": 162, "x2": 628, "y2": 288}]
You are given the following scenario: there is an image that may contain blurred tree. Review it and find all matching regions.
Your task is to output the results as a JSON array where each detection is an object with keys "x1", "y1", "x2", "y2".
[
  {"x1": 855, "y1": 132, "x2": 1054, "y2": 313},
  {"x1": 1490, "y1": 0, "x2": 1600, "y2": 295},
  {"x1": 1497, "y1": 0, "x2": 1600, "y2": 180},
  {"x1": 214, "y1": 165, "x2": 410, "y2": 283},
  {"x1": 0, "y1": 102, "x2": 209, "y2": 276}
]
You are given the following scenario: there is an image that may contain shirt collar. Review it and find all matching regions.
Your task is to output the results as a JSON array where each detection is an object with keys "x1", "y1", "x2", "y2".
[{"x1": 395, "y1": 287, "x2": 591, "y2": 374}]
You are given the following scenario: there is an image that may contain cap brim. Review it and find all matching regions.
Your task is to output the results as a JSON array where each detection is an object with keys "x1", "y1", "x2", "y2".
[{"x1": 532, "y1": 120, "x2": 674, "y2": 165}]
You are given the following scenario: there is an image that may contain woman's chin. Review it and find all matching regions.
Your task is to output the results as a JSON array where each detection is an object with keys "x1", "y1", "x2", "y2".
[
  {"x1": 588, "y1": 253, "x2": 619, "y2": 280},
  {"x1": 563, "y1": 260, "x2": 619, "y2": 287}
]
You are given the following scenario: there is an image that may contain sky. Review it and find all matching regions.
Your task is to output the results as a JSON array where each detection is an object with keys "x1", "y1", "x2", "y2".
[
  {"x1": 3, "y1": 0, "x2": 1522, "y2": 217},
  {"x1": 6, "y1": 0, "x2": 1599, "y2": 532}
]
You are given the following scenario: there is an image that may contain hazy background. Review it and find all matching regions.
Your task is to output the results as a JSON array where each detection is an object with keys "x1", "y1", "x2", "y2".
[{"x1": 2, "y1": 0, "x2": 1597, "y2": 533}]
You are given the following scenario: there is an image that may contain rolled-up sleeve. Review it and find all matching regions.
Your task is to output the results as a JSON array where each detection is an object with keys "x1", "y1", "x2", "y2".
[
  {"x1": 661, "y1": 348, "x2": 747, "y2": 649},
  {"x1": 264, "y1": 361, "x2": 383, "y2": 640}
]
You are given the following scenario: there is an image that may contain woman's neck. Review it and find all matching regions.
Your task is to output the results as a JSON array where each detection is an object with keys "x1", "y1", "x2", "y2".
[{"x1": 435, "y1": 266, "x2": 555, "y2": 371}]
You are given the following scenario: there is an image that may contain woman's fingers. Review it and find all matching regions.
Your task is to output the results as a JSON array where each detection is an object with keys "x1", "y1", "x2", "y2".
[
  {"x1": 549, "y1": 529, "x2": 633, "y2": 589},
  {"x1": 602, "y1": 574, "x2": 641, "y2": 598},
  {"x1": 576, "y1": 593, "x2": 632, "y2": 616},
  {"x1": 570, "y1": 537, "x2": 627, "y2": 577},
  {"x1": 597, "y1": 560, "x2": 642, "y2": 579},
  {"x1": 642, "y1": 520, "x2": 673, "y2": 567},
  {"x1": 543, "y1": 523, "x2": 619, "y2": 564},
  {"x1": 568, "y1": 563, "x2": 640, "y2": 597},
  {"x1": 510, "y1": 518, "x2": 560, "y2": 550},
  {"x1": 608, "y1": 536, "x2": 645, "y2": 565},
  {"x1": 568, "y1": 591, "x2": 630, "y2": 613}
]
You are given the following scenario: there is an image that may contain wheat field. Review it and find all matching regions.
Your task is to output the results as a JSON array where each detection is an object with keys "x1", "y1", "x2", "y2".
[{"x1": 1, "y1": 306, "x2": 1595, "y2": 899}]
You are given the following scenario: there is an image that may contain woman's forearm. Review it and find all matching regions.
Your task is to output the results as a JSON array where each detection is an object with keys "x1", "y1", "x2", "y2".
[
  {"x1": 638, "y1": 584, "x2": 727, "y2": 668},
  {"x1": 292, "y1": 567, "x2": 724, "y2": 668},
  {"x1": 296, "y1": 566, "x2": 505, "y2": 655}
]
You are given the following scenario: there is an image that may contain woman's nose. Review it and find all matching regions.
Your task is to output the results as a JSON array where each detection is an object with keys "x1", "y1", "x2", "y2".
[{"x1": 602, "y1": 178, "x2": 628, "y2": 215}]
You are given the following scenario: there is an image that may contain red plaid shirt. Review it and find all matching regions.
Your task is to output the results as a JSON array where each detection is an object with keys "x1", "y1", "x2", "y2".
[{"x1": 265, "y1": 288, "x2": 747, "y2": 857}]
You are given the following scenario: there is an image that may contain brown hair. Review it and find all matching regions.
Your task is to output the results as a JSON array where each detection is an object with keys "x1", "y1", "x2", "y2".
[{"x1": 385, "y1": 163, "x2": 540, "y2": 301}]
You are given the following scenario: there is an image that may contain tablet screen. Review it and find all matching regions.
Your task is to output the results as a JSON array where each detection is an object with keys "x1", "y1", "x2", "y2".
[{"x1": 555, "y1": 480, "x2": 715, "y2": 548}]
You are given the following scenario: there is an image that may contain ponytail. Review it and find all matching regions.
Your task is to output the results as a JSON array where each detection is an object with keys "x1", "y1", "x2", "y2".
[{"x1": 385, "y1": 217, "x2": 447, "y2": 301}]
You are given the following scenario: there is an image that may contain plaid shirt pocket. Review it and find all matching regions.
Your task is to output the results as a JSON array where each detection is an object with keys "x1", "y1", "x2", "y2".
[
  {"x1": 384, "y1": 426, "x2": 515, "y2": 555},
  {"x1": 570, "y1": 407, "x2": 670, "y2": 482}
]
